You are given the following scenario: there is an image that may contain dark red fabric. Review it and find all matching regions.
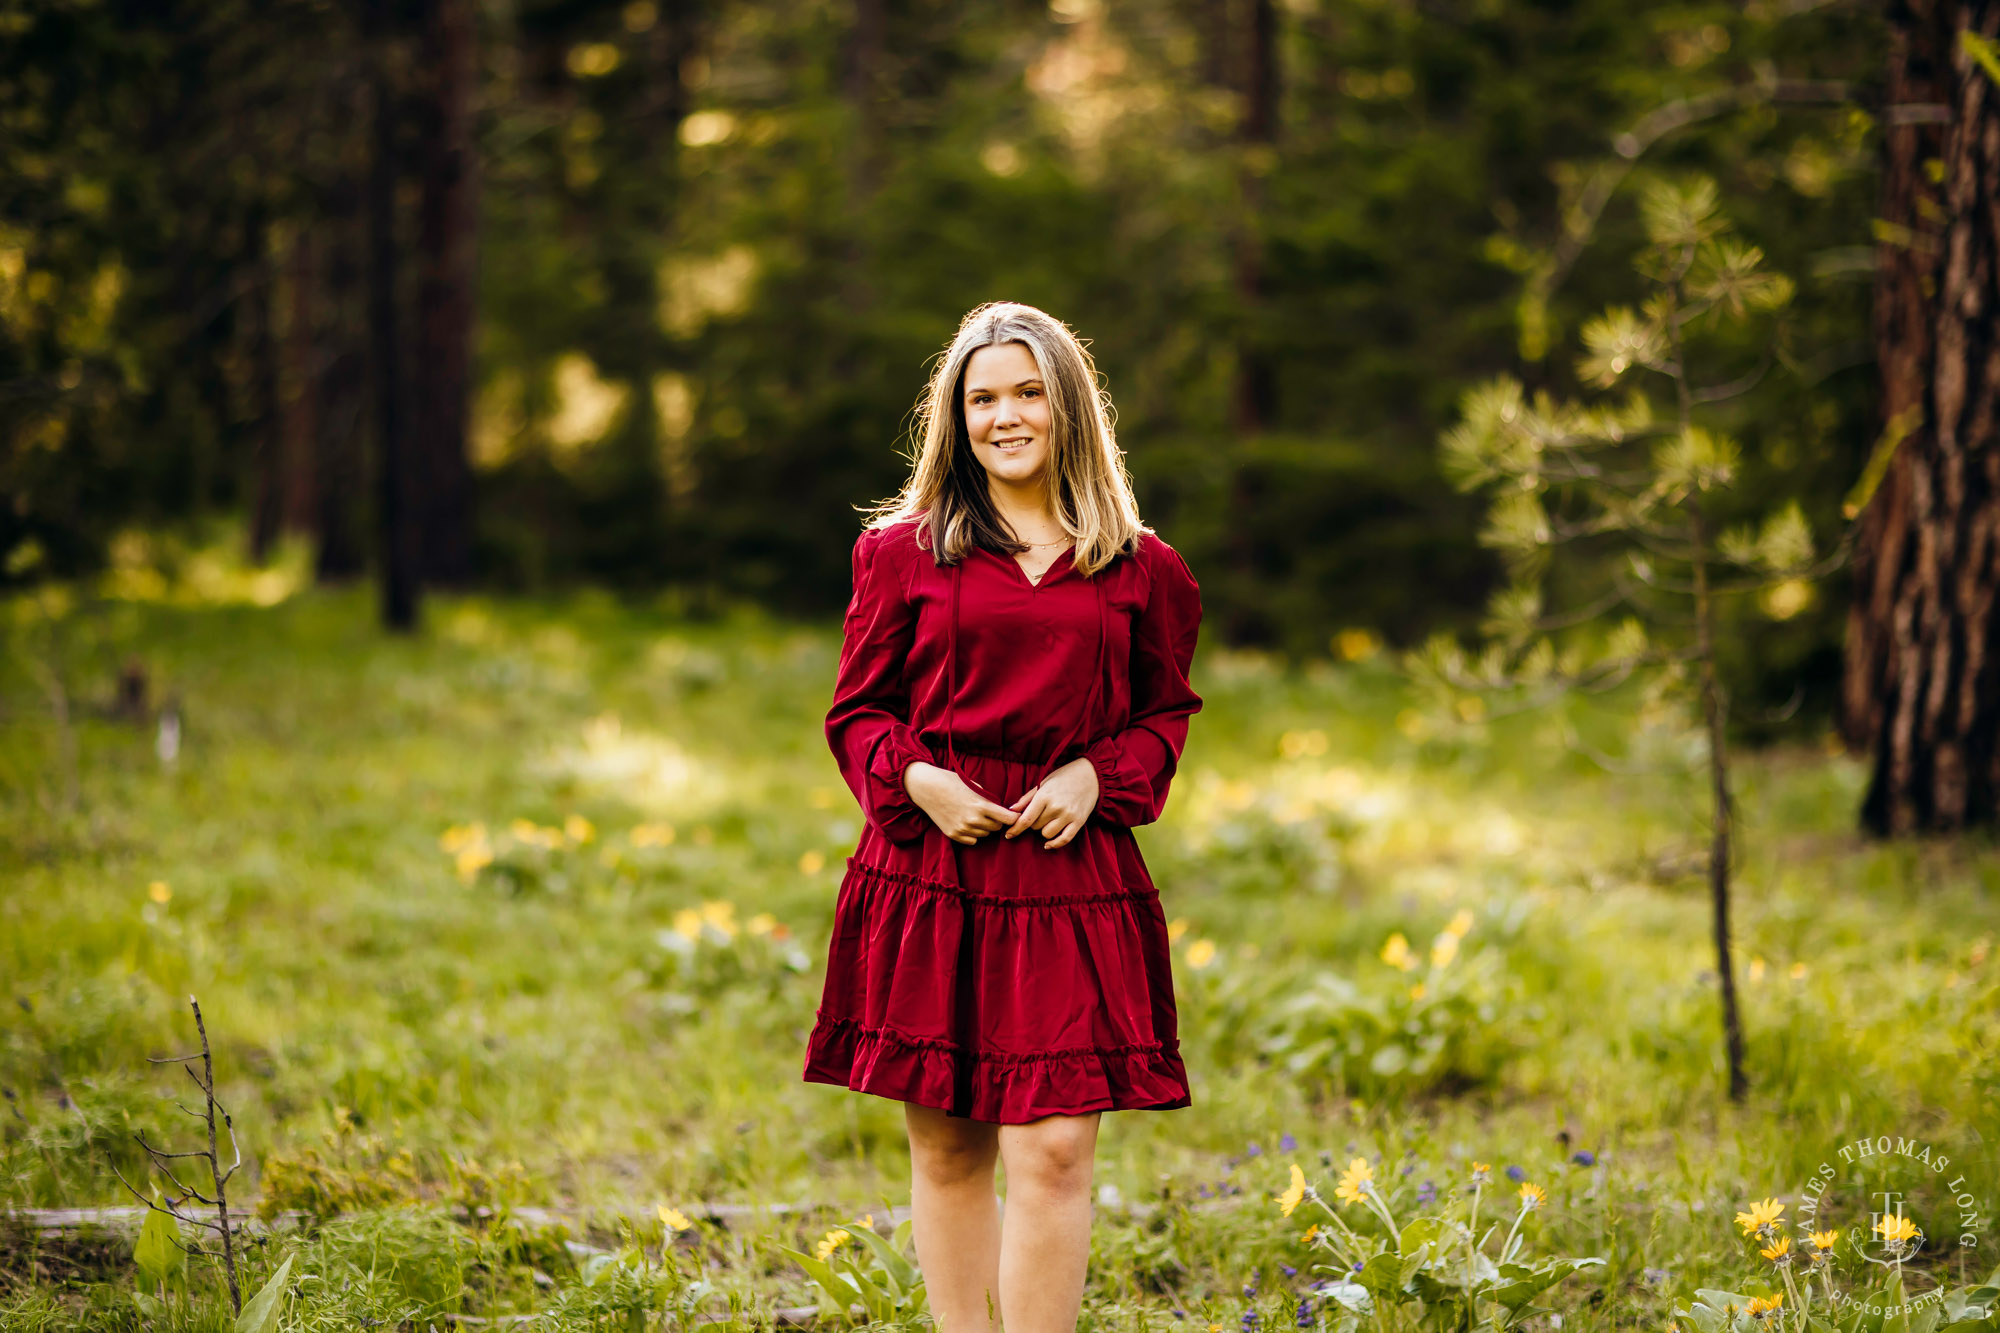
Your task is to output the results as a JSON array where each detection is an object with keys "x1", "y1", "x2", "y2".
[{"x1": 803, "y1": 516, "x2": 1205, "y2": 1123}]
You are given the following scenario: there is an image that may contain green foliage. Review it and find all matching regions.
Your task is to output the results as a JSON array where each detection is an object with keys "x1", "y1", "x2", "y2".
[
  {"x1": 779, "y1": 1218, "x2": 929, "y2": 1328},
  {"x1": 131, "y1": 1190, "x2": 185, "y2": 1293},
  {"x1": 0, "y1": 0, "x2": 1887, "y2": 687},
  {"x1": 1282, "y1": 1154, "x2": 1604, "y2": 1331},
  {"x1": 231, "y1": 1252, "x2": 293, "y2": 1333},
  {"x1": 6, "y1": 589, "x2": 2000, "y2": 1330},
  {"x1": 1412, "y1": 173, "x2": 1833, "y2": 757}
]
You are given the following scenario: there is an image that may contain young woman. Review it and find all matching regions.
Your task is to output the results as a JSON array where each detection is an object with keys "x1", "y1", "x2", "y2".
[{"x1": 804, "y1": 301, "x2": 1204, "y2": 1333}]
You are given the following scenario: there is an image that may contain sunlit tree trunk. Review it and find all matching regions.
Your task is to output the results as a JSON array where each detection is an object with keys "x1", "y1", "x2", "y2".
[{"x1": 1843, "y1": 0, "x2": 2000, "y2": 833}]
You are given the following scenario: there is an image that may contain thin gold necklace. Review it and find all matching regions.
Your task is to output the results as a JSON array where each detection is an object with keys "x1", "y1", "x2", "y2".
[{"x1": 1018, "y1": 536, "x2": 1071, "y2": 547}]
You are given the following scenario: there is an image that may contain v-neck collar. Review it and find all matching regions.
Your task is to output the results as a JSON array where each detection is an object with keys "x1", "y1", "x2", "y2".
[{"x1": 992, "y1": 543, "x2": 1075, "y2": 590}]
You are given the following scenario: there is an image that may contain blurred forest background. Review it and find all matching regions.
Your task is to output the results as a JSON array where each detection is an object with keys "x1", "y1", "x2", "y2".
[{"x1": 1, "y1": 0, "x2": 1904, "y2": 715}]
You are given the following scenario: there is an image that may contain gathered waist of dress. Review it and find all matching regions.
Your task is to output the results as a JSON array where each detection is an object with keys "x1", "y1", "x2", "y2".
[{"x1": 925, "y1": 736, "x2": 1097, "y2": 770}]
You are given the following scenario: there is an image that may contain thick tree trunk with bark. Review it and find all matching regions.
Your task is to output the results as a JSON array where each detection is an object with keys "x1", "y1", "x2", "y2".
[
  {"x1": 1843, "y1": 0, "x2": 2000, "y2": 834},
  {"x1": 414, "y1": 0, "x2": 477, "y2": 586}
]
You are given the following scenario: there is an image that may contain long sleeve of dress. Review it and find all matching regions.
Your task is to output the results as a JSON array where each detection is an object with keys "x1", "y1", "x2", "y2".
[
  {"x1": 826, "y1": 530, "x2": 935, "y2": 844},
  {"x1": 1083, "y1": 541, "x2": 1204, "y2": 828}
]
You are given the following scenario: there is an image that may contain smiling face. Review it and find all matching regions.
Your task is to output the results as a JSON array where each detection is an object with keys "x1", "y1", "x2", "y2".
[{"x1": 961, "y1": 341, "x2": 1054, "y2": 492}]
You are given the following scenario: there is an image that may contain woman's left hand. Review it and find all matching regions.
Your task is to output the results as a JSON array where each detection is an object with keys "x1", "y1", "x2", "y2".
[{"x1": 1003, "y1": 758, "x2": 1099, "y2": 849}]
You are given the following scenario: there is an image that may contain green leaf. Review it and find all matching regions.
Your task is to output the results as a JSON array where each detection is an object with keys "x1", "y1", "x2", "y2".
[
  {"x1": 776, "y1": 1246, "x2": 864, "y2": 1323},
  {"x1": 234, "y1": 1254, "x2": 296, "y2": 1333},
  {"x1": 132, "y1": 1290, "x2": 165, "y2": 1320},
  {"x1": 1488, "y1": 1258, "x2": 1606, "y2": 1313},
  {"x1": 843, "y1": 1219, "x2": 920, "y2": 1289},
  {"x1": 1398, "y1": 1216, "x2": 1450, "y2": 1260},
  {"x1": 133, "y1": 1193, "x2": 185, "y2": 1291},
  {"x1": 1355, "y1": 1250, "x2": 1407, "y2": 1301}
]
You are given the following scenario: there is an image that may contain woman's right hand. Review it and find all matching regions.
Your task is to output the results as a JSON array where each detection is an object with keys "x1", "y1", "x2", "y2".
[{"x1": 903, "y1": 761, "x2": 1018, "y2": 845}]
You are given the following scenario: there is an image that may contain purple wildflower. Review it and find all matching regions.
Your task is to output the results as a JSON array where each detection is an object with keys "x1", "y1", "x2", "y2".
[
  {"x1": 1571, "y1": 1149, "x2": 1596, "y2": 1167},
  {"x1": 1400, "y1": 1162, "x2": 1415, "y2": 1177},
  {"x1": 1281, "y1": 1265, "x2": 1297, "y2": 1278},
  {"x1": 1279, "y1": 1131, "x2": 1298, "y2": 1152},
  {"x1": 1504, "y1": 1164, "x2": 1526, "y2": 1182},
  {"x1": 1295, "y1": 1297, "x2": 1316, "y2": 1329},
  {"x1": 1247, "y1": 1142, "x2": 1263, "y2": 1158},
  {"x1": 1416, "y1": 1179, "x2": 1437, "y2": 1206},
  {"x1": 1242, "y1": 1309, "x2": 1260, "y2": 1333}
]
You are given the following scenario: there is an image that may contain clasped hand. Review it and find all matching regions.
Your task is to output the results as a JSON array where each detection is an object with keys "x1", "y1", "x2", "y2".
[{"x1": 904, "y1": 759, "x2": 1098, "y2": 849}]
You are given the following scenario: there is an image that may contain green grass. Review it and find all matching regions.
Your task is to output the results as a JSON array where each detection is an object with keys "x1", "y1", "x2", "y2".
[{"x1": 2, "y1": 574, "x2": 1996, "y2": 1330}]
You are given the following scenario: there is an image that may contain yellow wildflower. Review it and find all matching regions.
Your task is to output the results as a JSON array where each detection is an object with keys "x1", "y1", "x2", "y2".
[
  {"x1": 799, "y1": 849, "x2": 826, "y2": 874},
  {"x1": 1380, "y1": 933, "x2": 1414, "y2": 970},
  {"x1": 701, "y1": 899, "x2": 739, "y2": 938},
  {"x1": 564, "y1": 814, "x2": 596, "y2": 844},
  {"x1": 747, "y1": 912, "x2": 778, "y2": 936},
  {"x1": 1445, "y1": 908, "x2": 1474, "y2": 937},
  {"x1": 1810, "y1": 1229, "x2": 1839, "y2": 1252},
  {"x1": 1470, "y1": 1161, "x2": 1491, "y2": 1186},
  {"x1": 630, "y1": 822, "x2": 676, "y2": 847},
  {"x1": 1735, "y1": 1198, "x2": 1785, "y2": 1235},
  {"x1": 1167, "y1": 917, "x2": 1189, "y2": 944},
  {"x1": 1874, "y1": 1213, "x2": 1920, "y2": 1245},
  {"x1": 672, "y1": 907, "x2": 703, "y2": 941},
  {"x1": 1409, "y1": 982, "x2": 1427, "y2": 1001},
  {"x1": 1429, "y1": 932, "x2": 1459, "y2": 969},
  {"x1": 1518, "y1": 1182, "x2": 1546, "y2": 1210},
  {"x1": 1760, "y1": 1235, "x2": 1791, "y2": 1264},
  {"x1": 1301, "y1": 1225, "x2": 1319, "y2": 1245},
  {"x1": 1333, "y1": 1157, "x2": 1373, "y2": 1205},
  {"x1": 455, "y1": 843, "x2": 494, "y2": 881},
  {"x1": 815, "y1": 1228, "x2": 851, "y2": 1262},
  {"x1": 1746, "y1": 1293, "x2": 1784, "y2": 1322},
  {"x1": 1185, "y1": 939, "x2": 1217, "y2": 969},
  {"x1": 148, "y1": 880, "x2": 172, "y2": 904},
  {"x1": 1277, "y1": 1163, "x2": 1307, "y2": 1216},
  {"x1": 658, "y1": 1205, "x2": 693, "y2": 1232}
]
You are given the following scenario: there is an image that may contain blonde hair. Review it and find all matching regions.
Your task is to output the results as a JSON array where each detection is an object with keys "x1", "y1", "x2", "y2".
[{"x1": 861, "y1": 301, "x2": 1147, "y2": 577}]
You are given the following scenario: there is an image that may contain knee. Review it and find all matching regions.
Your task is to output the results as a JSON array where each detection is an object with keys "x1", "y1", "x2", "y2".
[
  {"x1": 1005, "y1": 1124, "x2": 1096, "y2": 1195},
  {"x1": 910, "y1": 1127, "x2": 997, "y2": 1188}
]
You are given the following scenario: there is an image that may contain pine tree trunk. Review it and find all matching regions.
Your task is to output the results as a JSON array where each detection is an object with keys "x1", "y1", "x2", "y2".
[
  {"x1": 367, "y1": 0, "x2": 419, "y2": 631},
  {"x1": 281, "y1": 227, "x2": 319, "y2": 536},
  {"x1": 246, "y1": 203, "x2": 285, "y2": 565},
  {"x1": 1843, "y1": 0, "x2": 2000, "y2": 834},
  {"x1": 315, "y1": 100, "x2": 369, "y2": 584},
  {"x1": 414, "y1": 0, "x2": 477, "y2": 586}
]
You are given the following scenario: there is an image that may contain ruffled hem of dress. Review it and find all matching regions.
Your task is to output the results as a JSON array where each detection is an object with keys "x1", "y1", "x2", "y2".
[{"x1": 802, "y1": 1012, "x2": 1192, "y2": 1123}]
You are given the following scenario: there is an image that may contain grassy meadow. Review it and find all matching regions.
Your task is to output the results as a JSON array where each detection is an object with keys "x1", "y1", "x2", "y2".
[{"x1": 3, "y1": 567, "x2": 1997, "y2": 1330}]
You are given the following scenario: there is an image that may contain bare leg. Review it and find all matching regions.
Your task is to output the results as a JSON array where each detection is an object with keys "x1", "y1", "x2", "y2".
[
  {"x1": 996, "y1": 1113, "x2": 1100, "y2": 1333},
  {"x1": 905, "y1": 1103, "x2": 1003, "y2": 1333}
]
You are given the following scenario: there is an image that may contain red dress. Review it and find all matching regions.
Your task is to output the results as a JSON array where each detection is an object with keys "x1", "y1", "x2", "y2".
[{"x1": 803, "y1": 516, "x2": 1205, "y2": 1123}]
